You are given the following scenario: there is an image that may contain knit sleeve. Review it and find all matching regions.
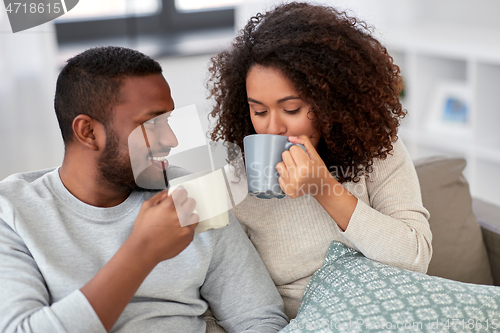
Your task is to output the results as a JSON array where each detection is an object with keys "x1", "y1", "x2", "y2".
[
  {"x1": 341, "y1": 139, "x2": 432, "y2": 273},
  {"x1": 0, "y1": 214, "x2": 106, "y2": 333},
  {"x1": 200, "y1": 213, "x2": 289, "y2": 333}
]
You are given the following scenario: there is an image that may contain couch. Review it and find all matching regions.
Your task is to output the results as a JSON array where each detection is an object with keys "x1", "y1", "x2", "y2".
[
  {"x1": 206, "y1": 155, "x2": 500, "y2": 332},
  {"x1": 415, "y1": 156, "x2": 500, "y2": 286}
]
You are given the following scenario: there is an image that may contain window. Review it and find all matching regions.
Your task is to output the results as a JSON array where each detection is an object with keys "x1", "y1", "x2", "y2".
[
  {"x1": 57, "y1": 0, "x2": 161, "y2": 21},
  {"x1": 175, "y1": 0, "x2": 242, "y2": 12},
  {"x1": 55, "y1": 0, "x2": 235, "y2": 45}
]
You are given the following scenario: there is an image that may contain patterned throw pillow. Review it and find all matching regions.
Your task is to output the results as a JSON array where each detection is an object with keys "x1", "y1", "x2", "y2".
[{"x1": 279, "y1": 242, "x2": 500, "y2": 333}]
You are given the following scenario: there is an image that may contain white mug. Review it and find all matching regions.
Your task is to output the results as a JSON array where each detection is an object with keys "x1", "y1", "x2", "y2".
[{"x1": 169, "y1": 169, "x2": 230, "y2": 234}]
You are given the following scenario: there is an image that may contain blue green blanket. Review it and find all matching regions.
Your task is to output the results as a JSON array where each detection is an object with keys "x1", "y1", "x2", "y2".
[{"x1": 280, "y1": 242, "x2": 500, "y2": 332}]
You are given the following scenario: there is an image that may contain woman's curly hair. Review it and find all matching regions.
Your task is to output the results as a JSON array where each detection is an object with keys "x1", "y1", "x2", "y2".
[{"x1": 208, "y1": 2, "x2": 405, "y2": 183}]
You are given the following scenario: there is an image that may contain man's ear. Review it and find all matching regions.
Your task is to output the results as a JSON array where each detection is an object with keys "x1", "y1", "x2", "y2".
[{"x1": 72, "y1": 115, "x2": 106, "y2": 151}]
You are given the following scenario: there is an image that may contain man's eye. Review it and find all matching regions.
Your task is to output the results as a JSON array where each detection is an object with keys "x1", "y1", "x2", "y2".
[{"x1": 144, "y1": 118, "x2": 156, "y2": 125}]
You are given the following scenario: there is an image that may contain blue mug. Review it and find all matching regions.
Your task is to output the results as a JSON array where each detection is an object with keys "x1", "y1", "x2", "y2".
[{"x1": 243, "y1": 134, "x2": 306, "y2": 199}]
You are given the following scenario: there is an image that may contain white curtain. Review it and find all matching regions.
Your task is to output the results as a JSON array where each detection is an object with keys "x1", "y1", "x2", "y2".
[{"x1": 0, "y1": 8, "x2": 63, "y2": 180}]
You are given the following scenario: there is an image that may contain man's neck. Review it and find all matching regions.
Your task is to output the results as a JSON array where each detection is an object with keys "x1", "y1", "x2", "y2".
[{"x1": 59, "y1": 158, "x2": 131, "y2": 208}]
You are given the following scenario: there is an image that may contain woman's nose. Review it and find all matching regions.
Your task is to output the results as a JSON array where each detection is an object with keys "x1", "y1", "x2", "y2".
[{"x1": 267, "y1": 111, "x2": 286, "y2": 136}]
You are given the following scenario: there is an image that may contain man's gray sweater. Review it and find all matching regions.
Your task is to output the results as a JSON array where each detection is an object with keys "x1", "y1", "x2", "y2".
[{"x1": 0, "y1": 167, "x2": 288, "y2": 333}]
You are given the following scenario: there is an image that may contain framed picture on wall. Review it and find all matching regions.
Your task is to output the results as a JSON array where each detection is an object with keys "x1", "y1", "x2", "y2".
[{"x1": 426, "y1": 80, "x2": 472, "y2": 137}]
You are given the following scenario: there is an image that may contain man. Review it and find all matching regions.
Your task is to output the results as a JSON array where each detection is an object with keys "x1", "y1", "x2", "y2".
[{"x1": 0, "y1": 46, "x2": 288, "y2": 332}]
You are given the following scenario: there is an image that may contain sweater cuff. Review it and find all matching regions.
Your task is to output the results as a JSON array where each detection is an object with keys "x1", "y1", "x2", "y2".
[
  {"x1": 51, "y1": 290, "x2": 106, "y2": 333},
  {"x1": 341, "y1": 198, "x2": 380, "y2": 244}
]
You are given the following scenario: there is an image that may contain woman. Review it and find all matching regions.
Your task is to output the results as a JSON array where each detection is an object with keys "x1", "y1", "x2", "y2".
[{"x1": 208, "y1": 2, "x2": 431, "y2": 319}]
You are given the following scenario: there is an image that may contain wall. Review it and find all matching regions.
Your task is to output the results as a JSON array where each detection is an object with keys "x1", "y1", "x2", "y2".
[
  {"x1": 0, "y1": 10, "x2": 63, "y2": 181},
  {"x1": 157, "y1": 54, "x2": 229, "y2": 171},
  {"x1": 2, "y1": 0, "x2": 500, "y2": 181}
]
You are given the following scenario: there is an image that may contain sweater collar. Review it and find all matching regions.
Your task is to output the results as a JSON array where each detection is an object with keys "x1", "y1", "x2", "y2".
[{"x1": 47, "y1": 168, "x2": 144, "y2": 222}]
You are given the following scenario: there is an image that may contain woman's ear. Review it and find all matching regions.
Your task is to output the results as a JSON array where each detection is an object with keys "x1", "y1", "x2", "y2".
[{"x1": 72, "y1": 115, "x2": 106, "y2": 151}]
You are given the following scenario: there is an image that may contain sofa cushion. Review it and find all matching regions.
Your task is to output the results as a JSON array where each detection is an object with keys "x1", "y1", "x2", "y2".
[
  {"x1": 414, "y1": 156, "x2": 493, "y2": 285},
  {"x1": 473, "y1": 198, "x2": 500, "y2": 285},
  {"x1": 280, "y1": 241, "x2": 500, "y2": 332}
]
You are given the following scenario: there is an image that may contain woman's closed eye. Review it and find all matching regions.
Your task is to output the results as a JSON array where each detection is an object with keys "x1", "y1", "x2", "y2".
[
  {"x1": 253, "y1": 108, "x2": 301, "y2": 116},
  {"x1": 284, "y1": 107, "x2": 300, "y2": 114},
  {"x1": 252, "y1": 109, "x2": 266, "y2": 116}
]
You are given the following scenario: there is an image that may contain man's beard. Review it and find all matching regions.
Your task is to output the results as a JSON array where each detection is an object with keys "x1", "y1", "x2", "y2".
[
  {"x1": 97, "y1": 127, "x2": 142, "y2": 193},
  {"x1": 97, "y1": 127, "x2": 165, "y2": 193}
]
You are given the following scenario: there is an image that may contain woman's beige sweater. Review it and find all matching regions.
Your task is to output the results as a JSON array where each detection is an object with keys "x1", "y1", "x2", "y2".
[{"x1": 231, "y1": 139, "x2": 432, "y2": 319}]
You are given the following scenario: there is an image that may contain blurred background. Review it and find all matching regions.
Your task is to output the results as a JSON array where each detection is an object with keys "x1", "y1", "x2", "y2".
[{"x1": 1, "y1": 0, "x2": 500, "y2": 205}]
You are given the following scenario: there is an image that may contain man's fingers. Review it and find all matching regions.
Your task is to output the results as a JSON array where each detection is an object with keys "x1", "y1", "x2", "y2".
[
  {"x1": 172, "y1": 193, "x2": 197, "y2": 227},
  {"x1": 169, "y1": 187, "x2": 188, "y2": 205},
  {"x1": 186, "y1": 214, "x2": 200, "y2": 229},
  {"x1": 179, "y1": 210, "x2": 199, "y2": 227},
  {"x1": 145, "y1": 190, "x2": 169, "y2": 207},
  {"x1": 183, "y1": 197, "x2": 197, "y2": 214}
]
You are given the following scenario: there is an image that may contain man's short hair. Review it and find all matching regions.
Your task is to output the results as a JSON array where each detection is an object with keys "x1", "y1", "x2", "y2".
[{"x1": 54, "y1": 46, "x2": 163, "y2": 144}]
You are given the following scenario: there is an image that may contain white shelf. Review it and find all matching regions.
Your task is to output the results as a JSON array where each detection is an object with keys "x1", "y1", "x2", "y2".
[
  {"x1": 475, "y1": 147, "x2": 500, "y2": 166},
  {"x1": 386, "y1": 24, "x2": 500, "y2": 206},
  {"x1": 383, "y1": 25, "x2": 500, "y2": 65}
]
